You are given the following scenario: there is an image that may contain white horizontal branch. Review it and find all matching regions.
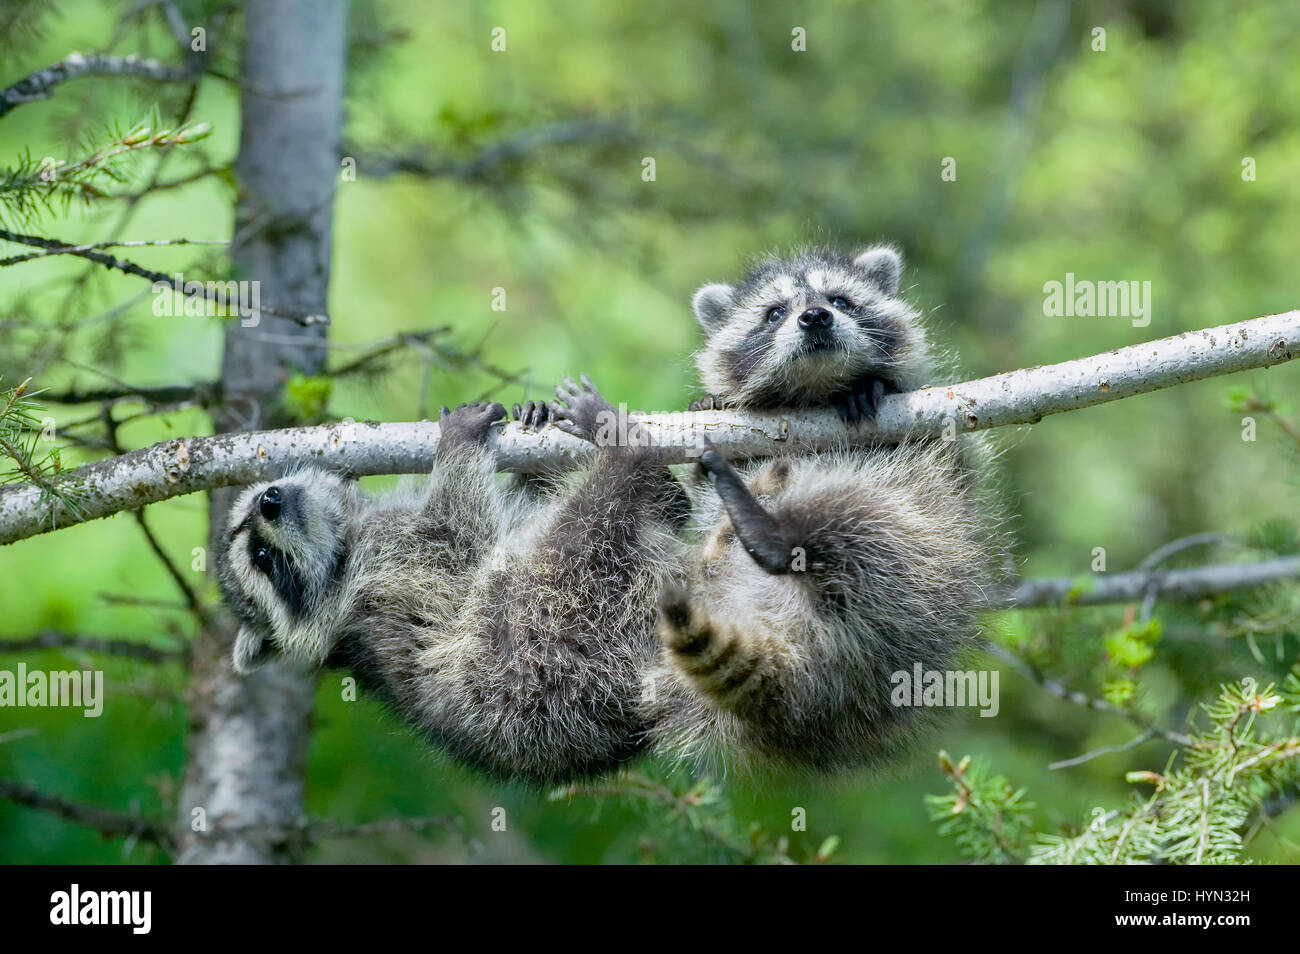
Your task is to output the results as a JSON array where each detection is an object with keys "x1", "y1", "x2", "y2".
[{"x1": 1, "y1": 310, "x2": 1297, "y2": 546}]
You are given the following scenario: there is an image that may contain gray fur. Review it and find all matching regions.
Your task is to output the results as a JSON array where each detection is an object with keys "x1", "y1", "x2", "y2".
[
  {"x1": 692, "y1": 244, "x2": 932, "y2": 409},
  {"x1": 214, "y1": 246, "x2": 1001, "y2": 782},
  {"x1": 853, "y1": 246, "x2": 902, "y2": 295},
  {"x1": 654, "y1": 246, "x2": 1004, "y2": 774},
  {"x1": 217, "y1": 399, "x2": 686, "y2": 785},
  {"x1": 691, "y1": 283, "x2": 737, "y2": 332}
]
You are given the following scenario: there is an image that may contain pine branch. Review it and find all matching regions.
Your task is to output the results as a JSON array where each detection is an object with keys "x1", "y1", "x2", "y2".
[
  {"x1": 555, "y1": 772, "x2": 763, "y2": 862},
  {"x1": 0, "y1": 52, "x2": 193, "y2": 119},
  {"x1": 0, "y1": 377, "x2": 87, "y2": 528},
  {"x1": 554, "y1": 771, "x2": 819, "y2": 864},
  {"x1": 932, "y1": 676, "x2": 1300, "y2": 864},
  {"x1": 0, "y1": 121, "x2": 209, "y2": 228},
  {"x1": 927, "y1": 753, "x2": 1035, "y2": 864},
  {"x1": 0, "y1": 310, "x2": 1295, "y2": 545}
]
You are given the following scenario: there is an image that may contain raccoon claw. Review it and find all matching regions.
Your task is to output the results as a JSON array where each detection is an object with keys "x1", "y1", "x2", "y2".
[
  {"x1": 550, "y1": 374, "x2": 615, "y2": 444},
  {"x1": 689, "y1": 394, "x2": 727, "y2": 413},
  {"x1": 695, "y1": 442, "x2": 736, "y2": 481},
  {"x1": 438, "y1": 401, "x2": 507, "y2": 452},
  {"x1": 832, "y1": 377, "x2": 892, "y2": 425},
  {"x1": 512, "y1": 400, "x2": 552, "y2": 430}
]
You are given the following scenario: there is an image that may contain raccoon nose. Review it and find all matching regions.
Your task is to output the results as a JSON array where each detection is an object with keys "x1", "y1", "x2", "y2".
[
  {"x1": 260, "y1": 487, "x2": 282, "y2": 521},
  {"x1": 798, "y1": 307, "x2": 832, "y2": 330}
]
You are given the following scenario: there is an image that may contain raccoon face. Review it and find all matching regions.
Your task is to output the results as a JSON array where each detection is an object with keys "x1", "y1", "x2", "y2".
[
  {"x1": 217, "y1": 468, "x2": 355, "y2": 673},
  {"x1": 692, "y1": 246, "x2": 926, "y2": 408}
]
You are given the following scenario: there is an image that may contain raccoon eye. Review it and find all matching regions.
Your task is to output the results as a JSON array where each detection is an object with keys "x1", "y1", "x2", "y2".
[
  {"x1": 260, "y1": 487, "x2": 282, "y2": 521},
  {"x1": 253, "y1": 545, "x2": 274, "y2": 575},
  {"x1": 765, "y1": 305, "x2": 787, "y2": 324},
  {"x1": 830, "y1": 296, "x2": 853, "y2": 311}
]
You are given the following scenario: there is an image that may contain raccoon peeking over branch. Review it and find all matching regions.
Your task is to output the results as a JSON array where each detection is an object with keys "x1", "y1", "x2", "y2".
[
  {"x1": 649, "y1": 245, "x2": 1006, "y2": 774},
  {"x1": 688, "y1": 245, "x2": 935, "y2": 421}
]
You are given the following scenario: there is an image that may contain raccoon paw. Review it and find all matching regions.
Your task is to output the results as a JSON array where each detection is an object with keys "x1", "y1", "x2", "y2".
[
  {"x1": 695, "y1": 441, "x2": 739, "y2": 483},
  {"x1": 511, "y1": 400, "x2": 552, "y2": 430},
  {"x1": 689, "y1": 394, "x2": 727, "y2": 412},
  {"x1": 696, "y1": 442, "x2": 797, "y2": 575},
  {"x1": 831, "y1": 376, "x2": 894, "y2": 425},
  {"x1": 438, "y1": 401, "x2": 506, "y2": 451},
  {"x1": 550, "y1": 374, "x2": 617, "y2": 444}
]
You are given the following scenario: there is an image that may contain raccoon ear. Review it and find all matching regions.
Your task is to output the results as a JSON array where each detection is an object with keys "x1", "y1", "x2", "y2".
[
  {"x1": 233, "y1": 626, "x2": 277, "y2": 674},
  {"x1": 853, "y1": 247, "x2": 902, "y2": 295},
  {"x1": 691, "y1": 283, "x2": 735, "y2": 331}
]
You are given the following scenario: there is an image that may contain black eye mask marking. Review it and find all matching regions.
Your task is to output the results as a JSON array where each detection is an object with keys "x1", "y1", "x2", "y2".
[
  {"x1": 247, "y1": 533, "x2": 307, "y2": 618},
  {"x1": 216, "y1": 534, "x2": 265, "y2": 630}
]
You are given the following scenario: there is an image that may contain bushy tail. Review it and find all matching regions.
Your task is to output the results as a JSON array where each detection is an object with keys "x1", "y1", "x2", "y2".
[{"x1": 657, "y1": 583, "x2": 788, "y2": 717}]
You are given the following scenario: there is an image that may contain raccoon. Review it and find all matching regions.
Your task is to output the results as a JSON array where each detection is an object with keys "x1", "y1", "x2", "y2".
[
  {"x1": 648, "y1": 246, "x2": 1002, "y2": 774},
  {"x1": 688, "y1": 245, "x2": 933, "y2": 420},
  {"x1": 217, "y1": 389, "x2": 687, "y2": 785}
]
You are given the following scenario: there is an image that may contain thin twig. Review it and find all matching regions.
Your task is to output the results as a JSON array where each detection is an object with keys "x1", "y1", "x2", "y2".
[
  {"x1": 0, "y1": 229, "x2": 326, "y2": 325},
  {"x1": 0, "y1": 237, "x2": 228, "y2": 268},
  {"x1": 0, "y1": 776, "x2": 462, "y2": 852},
  {"x1": 1048, "y1": 727, "x2": 1158, "y2": 770},
  {"x1": 983, "y1": 640, "x2": 1194, "y2": 747},
  {"x1": 350, "y1": 118, "x2": 636, "y2": 180},
  {"x1": 108, "y1": 164, "x2": 228, "y2": 201},
  {"x1": 0, "y1": 778, "x2": 175, "y2": 849},
  {"x1": 131, "y1": 508, "x2": 212, "y2": 628},
  {"x1": 39, "y1": 381, "x2": 211, "y2": 406},
  {"x1": 301, "y1": 816, "x2": 462, "y2": 840},
  {"x1": 0, "y1": 630, "x2": 185, "y2": 664},
  {"x1": 0, "y1": 52, "x2": 193, "y2": 119}
]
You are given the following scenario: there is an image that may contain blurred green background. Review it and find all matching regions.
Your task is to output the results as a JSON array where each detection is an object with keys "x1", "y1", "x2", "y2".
[{"x1": 1, "y1": 0, "x2": 1299, "y2": 862}]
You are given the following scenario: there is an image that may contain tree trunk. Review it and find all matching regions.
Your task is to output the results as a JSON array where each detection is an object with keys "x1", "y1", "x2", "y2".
[{"x1": 174, "y1": 0, "x2": 345, "y2": 864}]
